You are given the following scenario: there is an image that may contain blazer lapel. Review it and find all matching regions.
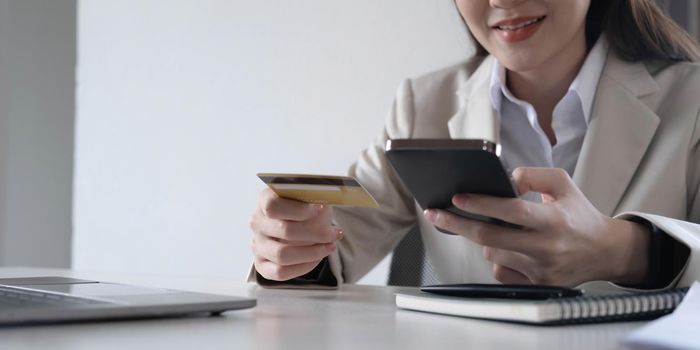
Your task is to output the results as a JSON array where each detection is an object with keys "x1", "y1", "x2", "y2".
[
  {"x1": 573, "y1": 53, "x2": 661, "y2": 216},
  {"x1": 448, "y1": 56, "x2": 499, "y2": 142},
  {"x1": 447, "y1": 53, "x2": 660, "y2": 216}
]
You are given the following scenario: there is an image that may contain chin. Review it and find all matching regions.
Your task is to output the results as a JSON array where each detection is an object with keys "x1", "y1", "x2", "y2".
[{"x1": 494, "y1": 52, "x2": 547, "y2": 74}]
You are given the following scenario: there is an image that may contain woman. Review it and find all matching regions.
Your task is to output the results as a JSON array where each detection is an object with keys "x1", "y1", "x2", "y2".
[{"x1": 249, "y1": 0, "x2": 700, "y2": 289}]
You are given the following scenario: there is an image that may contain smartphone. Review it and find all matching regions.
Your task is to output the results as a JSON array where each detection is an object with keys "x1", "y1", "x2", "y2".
[{"x1": 384, "y1": 139, "x2": 521, "y2": 233}]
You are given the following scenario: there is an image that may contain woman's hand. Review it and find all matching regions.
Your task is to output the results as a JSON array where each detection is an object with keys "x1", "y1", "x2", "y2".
[
  {"x1": 250, "y1": 188, "x2": 343, "y2": 281},
  {"x1": 424, "y1": 167, "x2": 651, "y2": 287}
]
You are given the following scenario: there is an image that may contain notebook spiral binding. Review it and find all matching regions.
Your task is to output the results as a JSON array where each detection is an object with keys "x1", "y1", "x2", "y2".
[{"x1": 555, "y1": 287, "x2": 689, "y2": 324}]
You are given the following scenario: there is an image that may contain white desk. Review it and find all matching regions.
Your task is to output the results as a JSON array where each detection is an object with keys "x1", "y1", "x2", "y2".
[{"x1": 0, "y1": 267, "x2": 644, "y2": 349}]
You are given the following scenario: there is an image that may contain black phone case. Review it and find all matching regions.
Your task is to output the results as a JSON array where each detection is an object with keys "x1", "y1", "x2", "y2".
[{"x1": 384, "y1": 139, "x2": 521, "y2": 233}]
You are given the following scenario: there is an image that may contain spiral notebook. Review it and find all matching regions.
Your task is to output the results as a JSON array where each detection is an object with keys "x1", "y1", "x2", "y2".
[{"x1": 395, "y1": 287, "x2": 689, "y2": 325}]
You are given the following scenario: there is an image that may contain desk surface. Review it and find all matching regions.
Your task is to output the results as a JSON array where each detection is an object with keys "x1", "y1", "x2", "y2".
[{"x1": 0, "y1": 267, "x2": 644, "y2": 350}]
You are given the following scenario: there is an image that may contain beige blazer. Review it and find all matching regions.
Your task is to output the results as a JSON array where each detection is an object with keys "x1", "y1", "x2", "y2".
[{"x1": 251, "y1": 49, "x2": 700, "y2": 289}]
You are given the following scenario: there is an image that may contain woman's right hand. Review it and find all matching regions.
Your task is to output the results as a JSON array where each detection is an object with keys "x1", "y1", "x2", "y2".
[{"x1": 250, "y1": 188, "x2": 343, "y2": 281}]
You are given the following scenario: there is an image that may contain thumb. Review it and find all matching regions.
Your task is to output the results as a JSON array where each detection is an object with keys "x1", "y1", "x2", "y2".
[{"x1": 512, "y1": 167, "x2": 573, "y2": 201}]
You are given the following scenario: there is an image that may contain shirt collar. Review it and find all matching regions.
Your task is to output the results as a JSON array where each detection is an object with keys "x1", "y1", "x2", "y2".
[{"x1": 489, "y1": 37, "x2": 609, "y2": 124}]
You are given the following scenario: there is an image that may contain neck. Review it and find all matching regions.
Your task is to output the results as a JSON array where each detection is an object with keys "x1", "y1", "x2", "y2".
[{"x1": 506, "y1": 34, "x2": 588, "y2": 125}]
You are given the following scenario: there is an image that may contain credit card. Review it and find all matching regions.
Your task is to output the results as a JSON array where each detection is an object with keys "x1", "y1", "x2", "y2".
[{"x1": 257, "y1": 173, "x2": 379, "y2": 208}]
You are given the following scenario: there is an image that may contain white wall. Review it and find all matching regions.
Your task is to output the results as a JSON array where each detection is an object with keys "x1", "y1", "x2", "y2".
[
  {"x1": 0, "y1": 0, "x2": 75, "y2": 267},
  {"x1": 75, "y1": 0, "x2": 472, "y2": 284}
]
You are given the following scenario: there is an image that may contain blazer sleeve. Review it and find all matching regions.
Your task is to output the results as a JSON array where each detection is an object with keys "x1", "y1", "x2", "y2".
[
  {"x1": 613, "y1": 107, "x2": 700, "y2": 289},
  {"x1": 613, "y1": 212, "x2": 697, "y2": 289},
  {"x1": 248, "y1": 79, "x2": 420, "y2": 287}
]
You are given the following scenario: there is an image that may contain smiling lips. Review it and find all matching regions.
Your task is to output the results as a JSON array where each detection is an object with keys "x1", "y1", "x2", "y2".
[{"x1": 492, "y1": 16, "x2": 546, "y2": 43}]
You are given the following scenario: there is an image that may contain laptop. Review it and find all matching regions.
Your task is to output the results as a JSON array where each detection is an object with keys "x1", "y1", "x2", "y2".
[{"x1": 0, "y1": 276, "x2": 256, "y2": 325}]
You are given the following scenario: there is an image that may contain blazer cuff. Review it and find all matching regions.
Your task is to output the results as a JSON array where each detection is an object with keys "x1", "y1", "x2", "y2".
[
  {"x1": 611, "y1": 212, "x2": 692, "y2": 291},
  {"x1": 246, "y1": 251, "x2": 344, "y2": 289}
]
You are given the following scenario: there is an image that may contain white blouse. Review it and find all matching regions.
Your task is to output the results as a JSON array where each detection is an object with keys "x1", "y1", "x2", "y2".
[{"x1": 490, "y1": 38, "x2": 609, "y2": 186}]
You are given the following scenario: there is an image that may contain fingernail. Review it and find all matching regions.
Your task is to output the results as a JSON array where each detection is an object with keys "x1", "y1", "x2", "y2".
[
  {"x1": 335, "y1": 228, "x2": 344, "y2": 240},
  {"x1": 424, "y1": 209, "x2": 437, "y2": 222},
  {"x1": 453, "y1": 194, "x2": 468, "y2": 206}
]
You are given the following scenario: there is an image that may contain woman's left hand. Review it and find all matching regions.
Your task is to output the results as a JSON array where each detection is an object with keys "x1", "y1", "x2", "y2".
[{"x1": 424, "y1": 167, "x2": 651, "y2": 287}]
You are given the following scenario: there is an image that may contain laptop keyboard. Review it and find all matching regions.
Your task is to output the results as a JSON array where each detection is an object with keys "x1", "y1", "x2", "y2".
[{"x1": 0, "y1": 285, "x2": 106, "y2": 309}]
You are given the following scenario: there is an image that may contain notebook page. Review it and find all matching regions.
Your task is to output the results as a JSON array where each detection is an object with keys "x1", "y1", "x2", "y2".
[{"x1": 623, "y1": 281, "x2": 700, "y2": 349}]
